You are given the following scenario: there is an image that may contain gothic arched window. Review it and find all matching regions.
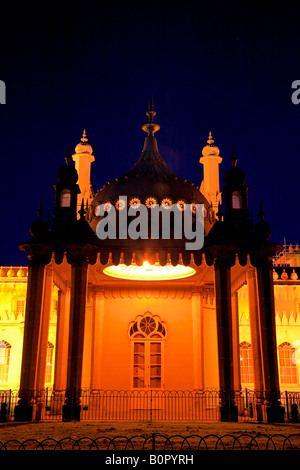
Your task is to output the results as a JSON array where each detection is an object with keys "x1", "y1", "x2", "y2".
[
  {"x1": 278, "y1": 342, "x2": 298, "y2": 385},
  {"x1": 0, "y1": 340, "x2": 11, "y2": 383},
  {"x1": 129, "y1": 313, "x2": 167, "y2": 389},
  {"x1": 239, "y1": 341, "x2": 254, "y2": 384}
]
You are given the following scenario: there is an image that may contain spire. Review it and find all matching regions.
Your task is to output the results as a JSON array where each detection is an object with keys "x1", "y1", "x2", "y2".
[{"x1": 142, "y1": 98, "x2": 160, "y2": 135}]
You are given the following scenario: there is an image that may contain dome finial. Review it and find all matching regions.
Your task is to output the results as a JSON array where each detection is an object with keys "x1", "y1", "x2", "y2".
[
  {"x1": 81, "y1": 129, "x2": 88, "y2": 143},
  {"x1": 230, "y1": 146, "x2": 238, "y2": 167},
  {"x1": 207, "y1": 131, "x2": 214, "y2": 145},
  {"x1": 142, "y1": 98, "x2": 160, "y2": 135}
]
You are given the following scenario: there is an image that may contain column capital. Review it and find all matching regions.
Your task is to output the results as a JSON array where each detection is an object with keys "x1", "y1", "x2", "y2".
[{"x1": 21, "y1": 243, "x2": 53, "y2": 266}]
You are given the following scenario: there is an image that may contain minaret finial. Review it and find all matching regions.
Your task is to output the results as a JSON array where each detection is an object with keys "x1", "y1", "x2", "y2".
[{"x1": 142, "y1": 98, "x2": 160, "y2": 135}]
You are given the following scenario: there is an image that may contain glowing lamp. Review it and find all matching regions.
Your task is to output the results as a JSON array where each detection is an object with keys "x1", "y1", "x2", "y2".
[{"x1": 103, "y1": 261, "x2": 196, "y2": 281}]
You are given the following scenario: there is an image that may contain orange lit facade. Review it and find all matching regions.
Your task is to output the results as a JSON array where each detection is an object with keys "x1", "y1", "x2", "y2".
[{"x1": 1, "y1": 102, "x2": 299, "y2": 422}]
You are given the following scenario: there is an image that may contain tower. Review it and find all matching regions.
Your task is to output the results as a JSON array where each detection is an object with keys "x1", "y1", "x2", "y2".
[
  {"x1": 200, "y1": 132, "x2": 222, "y2": 215},
  {"x1": 222, "y1": 147, "x2": 250, "y2": 239},
  {"x1": 72, "y1": 130, "x2": 95, "y2": 217}
]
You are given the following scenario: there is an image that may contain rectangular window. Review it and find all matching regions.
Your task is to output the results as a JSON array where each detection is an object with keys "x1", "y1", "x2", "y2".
[{"x1": 132, "y1": 342, "x2": 162, "y2": 389}]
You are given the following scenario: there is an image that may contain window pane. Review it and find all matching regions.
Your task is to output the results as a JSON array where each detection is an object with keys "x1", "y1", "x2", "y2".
[
  {"x1": 133, "y1": 377, "x2": 144, "y2": 388},
  {"x1": 150, "y1": 377, "x2": 161, "y2": 388}
]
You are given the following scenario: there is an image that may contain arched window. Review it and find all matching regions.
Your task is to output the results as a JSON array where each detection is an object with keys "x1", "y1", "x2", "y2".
[
  {"x1": 60, "y1": 189, "x2": 71, "y2": 207},
  {"x1": 239, "y1": 341, "x2": 254, "y2": 384},
  {"x1": 278, "y1": 342, "x2": 298, "y2": 385},
  {"x1": 0, "y1": 340, "x2": 11, "y2": 383},
  {"x1": 129, "y1": 313, "x2": 167, "y2": 389},
  {"x1": 232, "y1": 191, "x2": 243, "y2": 209},
  {"x1": 45, "y1": 342, "x2": 54, "y2": 384}
]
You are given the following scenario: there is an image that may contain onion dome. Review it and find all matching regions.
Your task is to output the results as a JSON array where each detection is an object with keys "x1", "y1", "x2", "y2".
[
  {"x1": 75, "y1": 130, "x2": 93, "y2": 155},
  {"x1": 88, "y1": 99, "x2": 212, "y2": 235},
  {"x1": 201, "y1": 132, "x2": 220, "y2": 157},
  {"x1": 224, "y1": 147, "x2": 246, "y2": 187},
  {"x1": 7, "y1": 267, "x2": 15, "y2": 277},
  {"x1": 57, "y1": 146, "x2": 78, "y2": 187}
]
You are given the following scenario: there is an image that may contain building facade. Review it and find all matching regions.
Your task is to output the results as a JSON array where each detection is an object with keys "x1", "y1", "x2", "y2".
[{"x1": 0, "y1": 102, "x2": 299, "y2": 422}]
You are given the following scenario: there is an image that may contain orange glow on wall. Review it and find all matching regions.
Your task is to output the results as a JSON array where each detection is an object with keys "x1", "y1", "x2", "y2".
[{"x1": 103, "y1": 261, "x2": 196, "y2": 281}]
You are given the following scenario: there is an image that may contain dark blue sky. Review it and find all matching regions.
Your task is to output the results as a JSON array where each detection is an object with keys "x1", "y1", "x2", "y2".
[{"x1": 0, "y1": 1, "x2": 299, "y2": 266}]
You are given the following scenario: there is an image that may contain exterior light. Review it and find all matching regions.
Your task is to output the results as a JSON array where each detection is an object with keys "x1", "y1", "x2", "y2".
[{"x1": 103, "y1": 261, "x2": 196, "y2": 281}]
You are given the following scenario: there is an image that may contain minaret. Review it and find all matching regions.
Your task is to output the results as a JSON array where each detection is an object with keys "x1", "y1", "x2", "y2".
[
  {"x1": 72, "y1": 130, "x2": 95, "y2": 218},
  {"x1": 200, "y1": 132, "x2": 222, "y2": 215}
]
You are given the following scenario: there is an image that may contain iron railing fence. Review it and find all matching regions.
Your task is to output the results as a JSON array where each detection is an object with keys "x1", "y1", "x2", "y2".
[
  {"x1": 1, "y1": 433, "x2": 300, "y2": 450},
  {"x1": 0, "y1": 388, "x2": 299, "y2": 422}
]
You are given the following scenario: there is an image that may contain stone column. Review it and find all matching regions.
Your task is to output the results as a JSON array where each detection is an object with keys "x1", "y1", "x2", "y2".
[
  {"x1": 53, "y1": 287, "x2": 70, "y2": 390},
  {"x1": 15, "y1": 256, "x2": 47, "y2": 421},
  {"x1": 90, "y1": 289, "x2": 105, "y2": 390},
  {"x1": 35, "y1": 265, "x2": 53, "y2": 420},
  {"x1": 192, "y1": 291, "x2": 204, "y2": 389},
  {"x1": 214, "y1": 258, "x2": 238, "y2": 421},
  {"x1": 63, "y1": 254, "x2": 88, "y2": 421},
  {"x1": 246, "y1": 267, "x2": 264, "y2": 420},
  {"x1": 231, "y1": 291, "x2": 241, "y2": 391},
  {"x1": 255, "y1": 260, "x2": 284, "y2": 422}
]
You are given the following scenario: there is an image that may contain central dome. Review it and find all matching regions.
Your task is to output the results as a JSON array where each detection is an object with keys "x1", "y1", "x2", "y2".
[{"x1": 88, "y1": 101, "x2": 213, "y2": 237}]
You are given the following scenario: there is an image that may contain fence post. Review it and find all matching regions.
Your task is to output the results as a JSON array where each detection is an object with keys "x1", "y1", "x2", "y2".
[
  {"x1": 152, "y1": 432, "x2": 156, "y2": 451},
  {"x1": 285, "y1": 390, "x2": 289, "y2": 421}
]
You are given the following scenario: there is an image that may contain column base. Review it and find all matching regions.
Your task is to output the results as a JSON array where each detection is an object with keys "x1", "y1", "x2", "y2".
[
  {"x1": 62, "y1": 403, "x2": 81, "y2": 422},
  {"x1": 14, "y1": 403, "x2": 34, "y2": 422},
  {"x1": 220, "y1": 404, "x2": 238, "y2": 422},
  {"x1": 266, "y1": 405, "x2": 285, "y2": 423}
]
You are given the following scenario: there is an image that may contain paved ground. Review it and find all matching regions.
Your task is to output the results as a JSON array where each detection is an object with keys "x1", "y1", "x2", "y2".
[{"x1": 0, "y1": 419, "x2": 299, "y2": 443}]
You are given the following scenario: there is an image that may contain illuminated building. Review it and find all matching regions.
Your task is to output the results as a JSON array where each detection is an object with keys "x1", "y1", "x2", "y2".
[{"x1": 0, "y1": 101, "x2": 299, "y2": 423}]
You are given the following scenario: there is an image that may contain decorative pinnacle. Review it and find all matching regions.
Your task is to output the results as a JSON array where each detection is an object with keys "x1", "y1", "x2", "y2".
[
  {"x1": 207, "y1": 131, "x2": 214, "y2": 145},
  {"x1": 142, "y1": 98, "x2": 160, "y2": 135},
  {"x1": 216, "y1": 201, "x2": 224, "y2": 221},
  {"x1": 78, "y1": 199, "x2": 86, "y2": 220},
  {"x1": 230, "y1": 146, "x2": 238, "y2": 167}
]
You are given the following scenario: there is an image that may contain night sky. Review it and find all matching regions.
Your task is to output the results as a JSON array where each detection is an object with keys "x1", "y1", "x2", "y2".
[{"x1": 0, "y1": 1, "x2": 299, "y2": 266}]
